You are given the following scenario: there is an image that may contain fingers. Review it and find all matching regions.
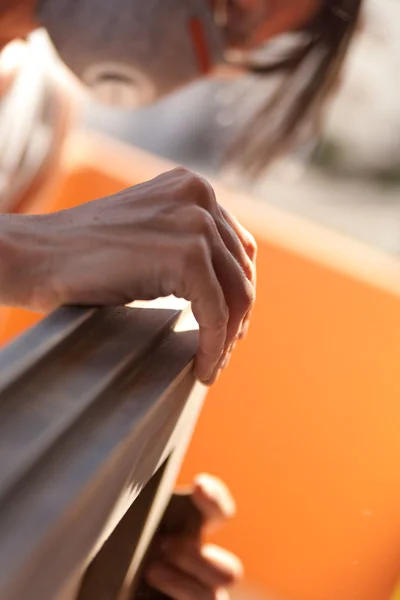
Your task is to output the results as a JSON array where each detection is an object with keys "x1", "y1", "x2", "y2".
[
  {"x1": 186, "y1": 250, "x2": 229, "y2": 384},
  {"x1": 174, "y1": 172, "x2": 255, "y2": 384},
  {"x1": 147, "y1": 542, "x2": 243, "y2": 594},
  {"x1": 219, "y1": 205, "x2": 257, "y2": 340},
  {"x1": 147, "y1": 560, "x2": 232, "y2": 600},
  {"x1": 159, "y1": 475, "x2": 234, "y2": 542},
  {"x1": 190, "y1": 255, "x2": 252, "y2": 384},
  {"x1": 218, "y1": 206, "x2": 257, "y2": 281},
  {"x1": 178, "y1": 208, "x2": 253, "y2": 385},
  {"x1": 163, "y1": 542, "x2": 242, "y2": 589},
  {"x1": 121, "y1": 167, "x2": 256, "y2": 386},
  {"x1": 198, "y1": 181, "x2": 255, "y2": 288},
  {"x1": 206, "y1": 229, "x2": 254, "y2": 381},
  {"x1": 144, "y1": 471, "x2": 242, "y2": 600},
  {"x1": 191, "y1": 474, "x2": 236, "y2": 530},
  {"x1": 212, "y1": 213, "x2": 256, "y2": 367}
]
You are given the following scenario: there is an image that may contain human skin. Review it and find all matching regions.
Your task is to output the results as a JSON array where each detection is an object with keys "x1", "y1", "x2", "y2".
[{"x1": 144, "y1": 474, "x2": 243, "y2": 600}]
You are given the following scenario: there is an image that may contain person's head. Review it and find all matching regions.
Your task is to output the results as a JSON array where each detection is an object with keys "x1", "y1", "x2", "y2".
[
  {"x1": 215, "y1": 0, "x2": 321, "y2": 51},
  {"x1": 1, "y1": 0, "x2": 362, "y2": 176},
  {"x1": 217, "y1": 0, "x2": 363, "y2": 175}
]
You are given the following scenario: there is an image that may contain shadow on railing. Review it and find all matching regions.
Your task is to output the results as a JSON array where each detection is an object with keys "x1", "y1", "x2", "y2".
[{"x1": 0, "y1": 301, "x2": 206, "y2": 600}]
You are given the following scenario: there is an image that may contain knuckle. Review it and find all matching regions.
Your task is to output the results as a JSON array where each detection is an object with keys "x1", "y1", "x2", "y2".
[
  {"x1": 188, "y1": 172, "x2": 206, "y2": 192},
  {"x1": 237, "y1": 279, "x2": 255, "y2": 313},
  {"x1": 194, "y1": 207, "x2": 218, "y2": 237},
  {"x1": 187, "y1": 173, "x2": 217, "y2": 210},
  {"x1": 184, "y1": 236, "x2": 209, "y2": 268},
  {"x1": 171, "y1": 166, "x2": 192, "y2": 179}
]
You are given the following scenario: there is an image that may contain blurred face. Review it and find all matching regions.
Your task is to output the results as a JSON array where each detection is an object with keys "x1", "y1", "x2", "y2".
[
  {"x1": 222, "y1": 0, "x2": 322, "y2": 49},
  {"x1": 211, "y1": 0, "x2": 322, "y2": 79}
]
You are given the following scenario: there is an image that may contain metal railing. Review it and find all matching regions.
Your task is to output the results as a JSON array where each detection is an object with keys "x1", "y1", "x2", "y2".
[{"x1": 0, "y1": 301, "x2": 205, "y2": 600}]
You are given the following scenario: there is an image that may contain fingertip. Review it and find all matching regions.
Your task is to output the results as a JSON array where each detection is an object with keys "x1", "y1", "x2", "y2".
[
  {"x1": 194, "y1": 346, "x2": 222, "y2": 385},
  {"x1": 201, "y1": 368, "x2": 222, "y2": 386},
  {"x1": 217, "y1": 589, "x2": 231, "y2": 600},
  {"x1": 194, "y1": 352, "x2": 222, "y2": 385},
  {"x1": 194, "y1": 361, "x2": 213, "y2": 385},
  {"x1": 202, "y1": 544, "x2": 245, "y2": 584},
  {"x1": 192, "y1": 474, "x2": 236, "y2": 521}
]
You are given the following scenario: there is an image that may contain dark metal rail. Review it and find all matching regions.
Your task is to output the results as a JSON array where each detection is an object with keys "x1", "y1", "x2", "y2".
[{"x1": 0, "y1": 302, "x2": 205, "y2": 600}]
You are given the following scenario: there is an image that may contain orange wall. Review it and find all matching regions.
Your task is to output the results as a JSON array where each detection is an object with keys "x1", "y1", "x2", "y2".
[
  {"x1": 179, "y1": 240, "x2": 400, "y2": 600},
  {"x1": 3, "y1": 133, "x2": 400, "y2": 600}
]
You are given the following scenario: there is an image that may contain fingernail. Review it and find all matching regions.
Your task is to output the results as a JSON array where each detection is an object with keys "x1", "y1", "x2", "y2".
[
  {"x1": 203, "y1": 370, "x2": 216, "y2": 385},
  {"x1": 204, "y1": 368, "x2": 222, "y2": 386},
  {"x1": 194, "y1": 361, "x2": 214, "y2": 385}
]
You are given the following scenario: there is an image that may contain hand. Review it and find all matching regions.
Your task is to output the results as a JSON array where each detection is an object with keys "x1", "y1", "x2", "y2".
[
  {"x1": 143, "y1": 474, "x2": 243, "y2": 600},
  {"x1": 30, "y1": 168, "x2": 257, "y2": 384}
]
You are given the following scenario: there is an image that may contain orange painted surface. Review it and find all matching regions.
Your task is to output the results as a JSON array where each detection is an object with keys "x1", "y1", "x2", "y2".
[
  {"x1": 180, "y1": 246, "x2": 400, "y2": 600},
  {"x1": 3, "y1": 133, "x2": 400, "y2": 600}
]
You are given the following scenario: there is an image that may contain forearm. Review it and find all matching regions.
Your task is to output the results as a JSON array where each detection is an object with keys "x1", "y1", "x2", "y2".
[{"x1": 0, "y1": 213, "x2": 54, "y2": 310}]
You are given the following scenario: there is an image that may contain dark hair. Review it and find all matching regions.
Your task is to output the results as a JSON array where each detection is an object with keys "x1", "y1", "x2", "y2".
[{"x1": 225, "y1": 0, "x2": 363, "y2": 176}]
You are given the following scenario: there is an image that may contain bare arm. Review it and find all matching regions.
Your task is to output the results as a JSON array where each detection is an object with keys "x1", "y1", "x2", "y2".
[
  {"x1": 0, "y1": 213, "x2": 55, "y2": 310},
  {"x1": 0, "y1": 169, "x2": 256, "y2": 384}
]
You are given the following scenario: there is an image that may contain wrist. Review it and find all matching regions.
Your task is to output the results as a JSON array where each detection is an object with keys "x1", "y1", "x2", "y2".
[{"x1": 0, "y1": 214, "x2": 58, "y2": 311}]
